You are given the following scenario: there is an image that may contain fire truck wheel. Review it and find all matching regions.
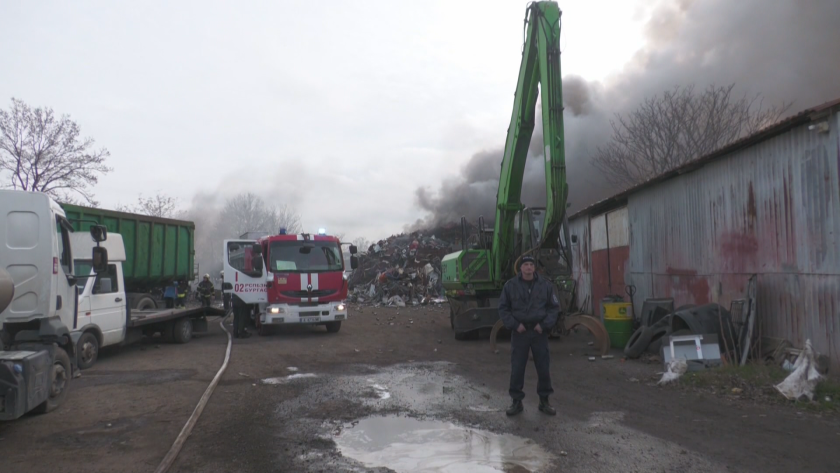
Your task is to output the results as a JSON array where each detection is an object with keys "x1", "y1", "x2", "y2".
[{"x1": 325, "y1": 321, "x2": 342, "y2": 333}]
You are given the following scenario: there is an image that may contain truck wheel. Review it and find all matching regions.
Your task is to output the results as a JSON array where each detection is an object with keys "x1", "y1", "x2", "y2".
[
  {"x1": 135, "y1": 296, "x2": 156, "y2": 311},
  {"x1": 76, "y1": 332, "x2": 100, "y2": 370},
  {"x1": 325, "y1": 321, "x2": 341, "y2": 333},
  {"x1": 172, "y1": 318, "x2": 193, "y2": 344},
  {"x1": 32, "y1": 347, "x2": 71, "y2": 414}
]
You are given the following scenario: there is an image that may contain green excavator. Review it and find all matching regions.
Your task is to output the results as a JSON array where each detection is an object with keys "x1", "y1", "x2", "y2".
[{"x1": 442, "y1": 1, "x2": 579, "y2": 340}]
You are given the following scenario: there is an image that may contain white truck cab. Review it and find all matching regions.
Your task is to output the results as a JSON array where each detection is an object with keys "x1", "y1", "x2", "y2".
[
  {"x1": 1, "y1": 190, "x2": 105, "y2": 420},
  {"x1": 70, "y1": 233, "x2": 129, "y2": 369}
]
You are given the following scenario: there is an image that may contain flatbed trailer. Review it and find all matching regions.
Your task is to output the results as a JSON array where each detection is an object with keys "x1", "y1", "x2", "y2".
[{"x1": 122, "y1": 306, "x2": 227, "y2": 345}]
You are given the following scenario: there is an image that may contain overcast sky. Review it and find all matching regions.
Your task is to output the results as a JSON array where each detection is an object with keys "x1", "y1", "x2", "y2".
[{"x1": 0, "y1": 0, "x2": 746, "y2": 240}]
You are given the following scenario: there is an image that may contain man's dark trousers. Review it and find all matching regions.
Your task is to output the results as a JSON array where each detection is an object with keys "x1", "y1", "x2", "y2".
[
  {"x1": 233, "y1": 305, "x2": 246, "y2": 337},
  {"x1": 509, "y1": 328, "x2": 553, "y2": 401}
]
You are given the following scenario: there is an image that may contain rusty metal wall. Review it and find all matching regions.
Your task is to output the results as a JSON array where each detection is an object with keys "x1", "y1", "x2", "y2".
[
  {"x1": 569, "y1": 216, "x2": 592, "y2": 313},
  {"x1": 627, "y1": 110, "x2": 840, "y2": 367}
]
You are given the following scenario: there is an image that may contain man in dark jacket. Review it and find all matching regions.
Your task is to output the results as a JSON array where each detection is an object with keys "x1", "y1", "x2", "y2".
[{"x1": 498, "y1": 255, "x2": 560, "y2": 416}]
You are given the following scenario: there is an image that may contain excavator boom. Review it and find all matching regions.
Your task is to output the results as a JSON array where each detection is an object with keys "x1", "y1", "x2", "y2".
[
  {"x1": 493, "y1": 1, "x2": 568, "y2": 280},
  {"x1": 441, "y1": 1, "x2": 570, "y2": 339}
]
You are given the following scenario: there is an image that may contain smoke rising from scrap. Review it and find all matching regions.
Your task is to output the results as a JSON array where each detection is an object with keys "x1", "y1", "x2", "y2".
[{"x1": 411, "y1": 0, "x2": 840, "y2": 230}]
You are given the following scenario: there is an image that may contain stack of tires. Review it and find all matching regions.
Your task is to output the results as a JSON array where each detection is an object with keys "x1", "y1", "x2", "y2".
[{"x1": 624, "y1": 303, "x2": 737, "y2": 358}]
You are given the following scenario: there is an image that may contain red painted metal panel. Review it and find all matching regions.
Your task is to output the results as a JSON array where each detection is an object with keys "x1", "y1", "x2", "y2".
[{"x1": 591, "y1": 249, "x2": 610, "y2": 316}]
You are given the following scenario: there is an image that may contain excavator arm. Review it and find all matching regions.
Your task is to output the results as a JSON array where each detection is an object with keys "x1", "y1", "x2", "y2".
[
  {"x1": 441, "y1": 2, "x2": 571, "y2": 338},
  {"x1": 493, "y1": 1, "x2": 568, "y2": 281}
]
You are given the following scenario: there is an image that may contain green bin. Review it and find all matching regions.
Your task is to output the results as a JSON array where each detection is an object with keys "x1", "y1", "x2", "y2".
[{"x1": 603, "y1": 317, "x2": 634, "y2": 349}]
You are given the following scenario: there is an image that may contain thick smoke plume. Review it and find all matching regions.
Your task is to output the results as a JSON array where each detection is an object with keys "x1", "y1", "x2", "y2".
[{"x1": 412, "y1": 0, "x2": 840, "y2": 229}]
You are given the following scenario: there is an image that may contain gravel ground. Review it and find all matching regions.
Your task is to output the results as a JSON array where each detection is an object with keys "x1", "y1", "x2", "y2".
[{"x1": 1, "y1": 305, "x2": 838, "y2": 472}]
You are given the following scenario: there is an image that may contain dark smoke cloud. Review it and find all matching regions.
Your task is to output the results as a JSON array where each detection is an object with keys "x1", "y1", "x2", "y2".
[
  {"x1": 562, "y1": 75, "x2": 594, "y2": 116},
  {"x1": 412, "y1": 0, "x2": 840, "y2": 229},
  {"x1": 411, "y1": 142, "x2": 549, "y2": 230}
]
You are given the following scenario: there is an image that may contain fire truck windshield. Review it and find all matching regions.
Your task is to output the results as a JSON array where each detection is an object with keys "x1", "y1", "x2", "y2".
[{"x1": 269, "y1": 241, "x2": 343, "y2": 273}]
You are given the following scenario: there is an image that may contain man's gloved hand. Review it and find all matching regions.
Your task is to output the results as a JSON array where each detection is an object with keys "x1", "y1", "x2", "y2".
[
  {"x1": 534, "y1": 324, "x2": 543, "y2": 334},
  {"x1": 517, "y1": 323, "x2": 526, "y2": 334}
]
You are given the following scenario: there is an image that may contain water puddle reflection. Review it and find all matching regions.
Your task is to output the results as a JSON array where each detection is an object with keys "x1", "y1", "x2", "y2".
[{"x1": 334, "y1": 416, "x2": 554, "y2": 472}]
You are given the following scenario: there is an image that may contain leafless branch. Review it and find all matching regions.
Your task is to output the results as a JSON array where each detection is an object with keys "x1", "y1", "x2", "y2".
[
  {"x1": 591, "y1": 84, "x2": 792, "y2": 188},
  {"x1": 0, "y1": 98, "x2": 112, "y2": 204}
]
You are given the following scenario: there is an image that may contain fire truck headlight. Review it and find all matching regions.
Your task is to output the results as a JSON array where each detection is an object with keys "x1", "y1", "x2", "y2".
[
  {"x1": 337, "y1": 304, "x2": 346, "y2": 312},
  {"x1": 270, "y1": 307, "x2": 283, "y2": 314}
]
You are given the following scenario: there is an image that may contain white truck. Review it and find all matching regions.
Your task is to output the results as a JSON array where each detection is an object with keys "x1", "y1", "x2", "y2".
[
  {"x1": 69, "y1": 233, "x2": 225, "y2": 369},
  {"x1": 0, "y1": 190, "x2": 224, "y2": 421},
  {"x1": 0, "y1": 190, "x2": 102, "y2": 420}
]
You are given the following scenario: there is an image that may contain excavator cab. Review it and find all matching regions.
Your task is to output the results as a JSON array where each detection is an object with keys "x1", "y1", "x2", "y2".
[
  {"x1": 514, "y1": 208, "x2": 544, "y2": 259},
  {"x1": 513, "y1": 207, "x2": 571, "y2": 279}
]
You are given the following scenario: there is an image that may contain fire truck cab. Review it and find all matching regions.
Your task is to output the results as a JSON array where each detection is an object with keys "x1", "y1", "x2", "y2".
[{"x1": 223, "y1": 231, "x2": 358, "y2": 335}]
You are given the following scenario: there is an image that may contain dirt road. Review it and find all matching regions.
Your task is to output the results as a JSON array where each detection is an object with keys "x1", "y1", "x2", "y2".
[{"x1": 1, "y1": 305, "x2": 838, "y2": 472}]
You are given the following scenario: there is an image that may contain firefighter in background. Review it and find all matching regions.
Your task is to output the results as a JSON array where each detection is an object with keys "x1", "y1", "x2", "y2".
[
  {"x1": 176, "y1": 280, "x2": 189, "y2": 308},
  {"x1": 197, "y1": 274, "x2": 214, "y2": 308}
]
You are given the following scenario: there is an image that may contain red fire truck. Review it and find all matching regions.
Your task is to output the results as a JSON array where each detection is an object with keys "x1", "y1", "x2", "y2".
[{"x1": 223, "y1": 230, "x2": 358, "y2": 335}]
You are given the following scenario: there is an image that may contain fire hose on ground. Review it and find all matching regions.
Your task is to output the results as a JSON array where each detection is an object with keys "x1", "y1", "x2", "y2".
[{"x1": 154, "y1": 310, "x2": 233, "y2": 473}]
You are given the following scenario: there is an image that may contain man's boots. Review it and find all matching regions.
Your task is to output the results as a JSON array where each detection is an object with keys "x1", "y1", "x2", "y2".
[
  {"x1": 538, "y1": 397, "x2": 556, "y2": 416},
  {"x1": 506, "y1": 400, "x2": 523, "y2": 416}
]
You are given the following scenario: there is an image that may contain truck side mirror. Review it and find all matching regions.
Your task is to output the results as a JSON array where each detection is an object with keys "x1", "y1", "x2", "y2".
[
  {"x1": 349, "y1": 245, "x2": 358, "y2": 255},
  {"x1": 90, "y1": 225, "x2": 108, "y2": 243},
  {"x1": 350, "y1": 255, "x2": 359, "y2": 270},
  {"x1": 92, "y1": 247, "x2": 109, "y2": 273},
  {"x1": 252, "y1": 244, "x2": 263, "y2": 255},
  {"x1": 252, "y1": 255, "x2": 264, "y2": 272}
]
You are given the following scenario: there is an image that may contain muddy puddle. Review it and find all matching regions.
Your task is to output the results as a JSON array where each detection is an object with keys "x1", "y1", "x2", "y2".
[{"x1": 333, "y1": 415, "x2": 554, "y2": 472}]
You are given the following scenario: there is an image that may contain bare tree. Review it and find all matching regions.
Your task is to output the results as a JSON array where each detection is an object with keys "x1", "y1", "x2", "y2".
[
  {"x1": 591, "y1": 84, "x2": 791, "y2": 188},
  {"x1": 0, "y1": 98, "x2": 111, "y2": 204},
  {"x1": 216, "y1": 192, "x2": 302, "y2": 238},
  {"x1": 275, "y1": 202, "x2": 303, "y2": 235},
  {"x1": 116, "y1": 192, "x2": 177, "y2": 217},
  {"x1": 352, "y1": 237, "x2": 372, "y2": 251},
  {"x1": 137, "y1": 193, "x2": 177, "y2": 218}
]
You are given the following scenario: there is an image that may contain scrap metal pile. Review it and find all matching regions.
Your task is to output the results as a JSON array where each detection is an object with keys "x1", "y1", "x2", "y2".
[
  {"x1": 347, "y1": 226, "x2": 462, "y2": 307},
  {"x1": 624, "y1": 276, "x2": 758, "y2": 368}
]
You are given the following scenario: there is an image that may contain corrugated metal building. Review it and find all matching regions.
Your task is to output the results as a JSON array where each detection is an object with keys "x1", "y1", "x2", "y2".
[{"x1": 569, "y1": 98, "x2": 840, "y2": 369}]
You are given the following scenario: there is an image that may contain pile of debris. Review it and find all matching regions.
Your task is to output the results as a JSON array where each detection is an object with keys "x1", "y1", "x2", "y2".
[
  {"x1": 348, "y1": 226, "x2": 462, "y2": 306},
  {"x1": 625, "y1": 276, "x2": 760, "y2": 370}
]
